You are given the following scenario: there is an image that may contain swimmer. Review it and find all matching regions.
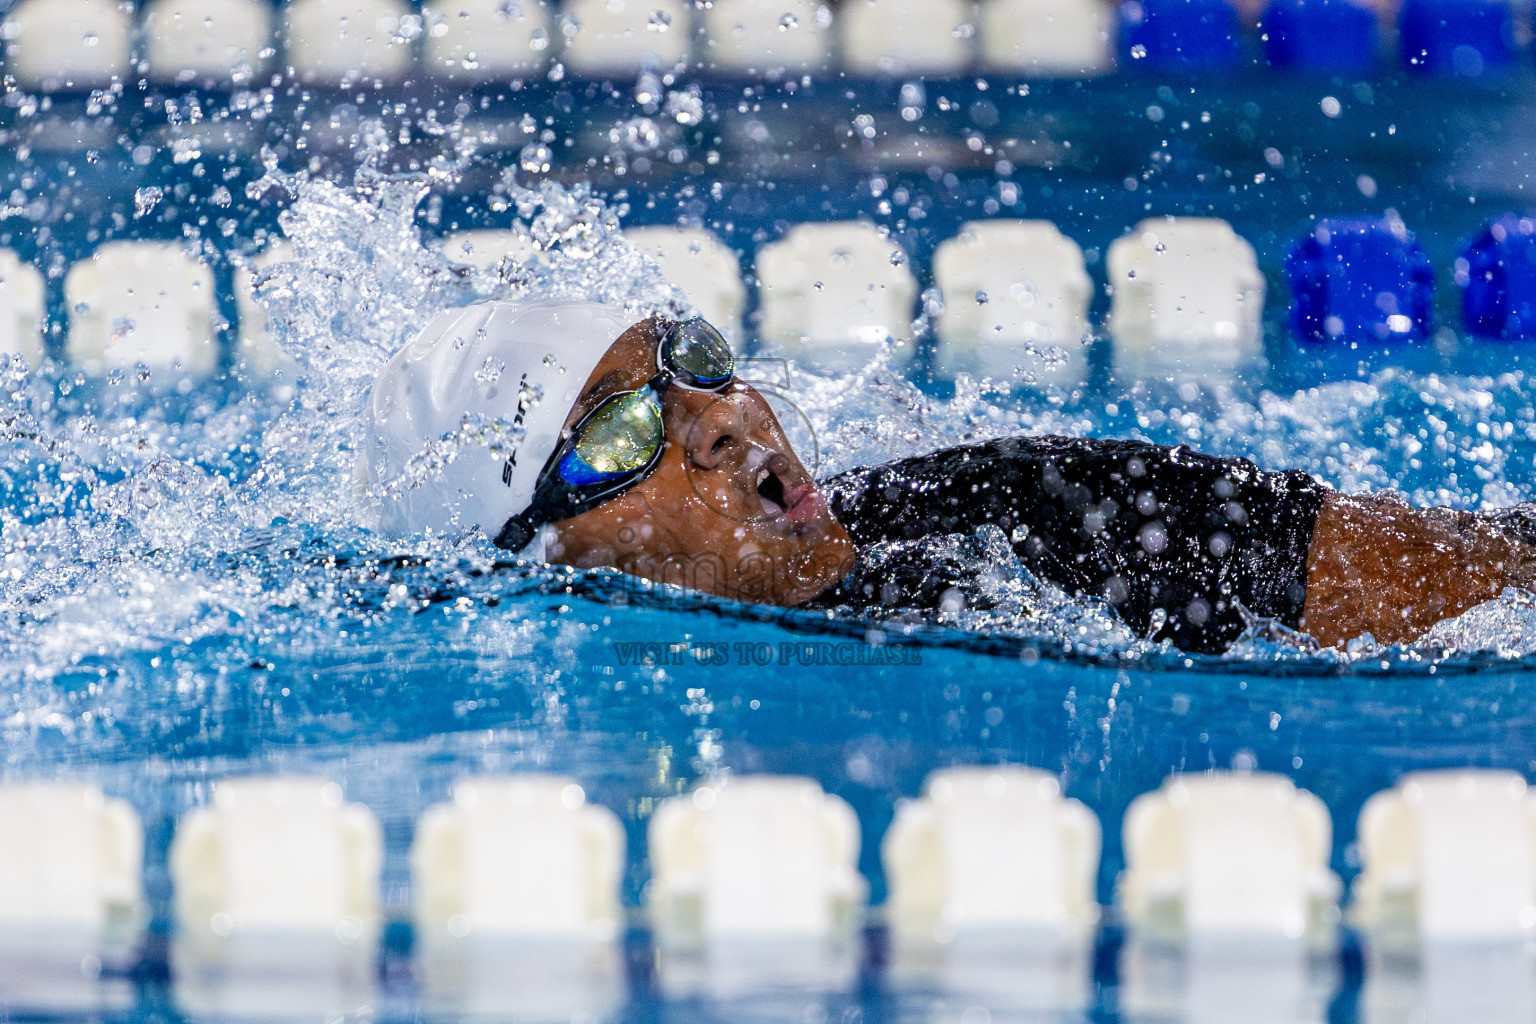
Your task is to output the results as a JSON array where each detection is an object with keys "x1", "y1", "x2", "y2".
[{"x1": 359, "y1": 300, "x2": 1536, "y2": 654}]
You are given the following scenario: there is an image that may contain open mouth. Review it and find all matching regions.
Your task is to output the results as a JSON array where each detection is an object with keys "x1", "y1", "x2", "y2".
[
  {"x1": 753, "y1": 458, "x2": 824, "y2": 526},
  {"x1": 756, "y1": 465, "x2": 788, "y2": 516}
]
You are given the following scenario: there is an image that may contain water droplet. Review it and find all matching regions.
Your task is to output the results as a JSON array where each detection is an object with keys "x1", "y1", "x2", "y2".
[
  {"x1": 974, "y1": 290, "x2": 988, "y2": 304},
  {"x1": 134, "y1": 186, "x2": 163, "y2": 217},
  {"x1": 520, "y1": 142, "x2": 553, "y2": 173},
  {"x1": 889, "y1": 250, "x2": 906, "y2": 267},
  {"x1": 1154, "y1": 243, "x2": 1166, "y2": 254},
  {"x1": 778, "y1": 12, "x2": 798, "y2": 29},
  {"x1": 1127, "y1": 269, "x2": 1137, "y2": 278},
  {"x1": 395, "y1": 13, "x2": 423, "y2": 42},
  {"x1": 1130, "y1": 43, "x2": 1146, "y2": 59},
  {"x1": 475, "y1": 356, "x2": 506, "y2": 384},
  {"x1": 648, "y1": 9, "x2": 672, "y2": 30}
]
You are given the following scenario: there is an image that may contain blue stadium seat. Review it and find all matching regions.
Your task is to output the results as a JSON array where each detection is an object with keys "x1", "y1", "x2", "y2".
[
  {"x1": 1459, "y1": 214, "x2": 1536, "y2": 340},
  {"x1": 1261, "y1": 0, "x2": 1377, "y2": 72},
  {"x1": 1119, "y1": 0, "x2": 1243, "y2": 70},
  {"x1": 1398, "y1": 0, "x2": 1515, "y2": 77},
  {"x1": 1285, "y1": 218, "x2": 1436, "y2": 344}
]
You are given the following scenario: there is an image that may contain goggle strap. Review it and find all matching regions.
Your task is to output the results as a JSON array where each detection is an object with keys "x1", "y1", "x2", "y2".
[{"x1": 493, "y1": 513, "x2": 539, "y2": 552}]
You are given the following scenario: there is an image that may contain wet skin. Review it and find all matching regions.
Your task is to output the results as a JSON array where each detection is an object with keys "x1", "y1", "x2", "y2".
[
  {"x1": 545, "y1": 320, "x2": 857, "y2": 605},
  {"x1": 546, "y1": 323, "x2": 1536, "y2": 645},
  {"x1": 1303, "y1": 491, "x2": 1536, "y2": 648}
]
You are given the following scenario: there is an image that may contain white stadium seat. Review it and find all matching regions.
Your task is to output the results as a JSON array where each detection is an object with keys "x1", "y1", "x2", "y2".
[
  {"x1": 625, "y1": 226, "x2": 746, "y2": 345},
  {"x1": 649, "y1": 775, "x2": 865, "y2": 940},
  {"x1": 0, "y1": 783, "x2": 141, "y2": 1013},
  {"x1": 0, "y1": 251, "x2": 46, "y2": 366},
  {"x1": 64, "y1": 242, "x2": 219, "y2": 377},
  {"x1": 142, "y1": 0, "x2": 275, "y2": 85},
  {"x1": 559, "y1": 0, "x2": 692, "y2": 76},
  {"x1": 284, "y1": 0, "x2": 415, "y2": 86},
  {"x1": 884, "y1": 766, "x2": 1101, "y2": 944},
  {"x1": 169, "y1": 776, "x2": 382, "y2": 940},
  {"x1": 421, "y1": 0, "x2": 554, "y2": 79},
  {"x1": 440, "y1": 227, "x2": 540, "y2": 272},
  {"x1": 701, "y1": 0, "x2": 832, "y2": 74},
  {"x1": 1352, "y1": 770, "x2": 1536, "y2": 947},
  {"x1": 412, "y1": 776, "x2": 626, "y2": 1019},
  {"x1": 169, "y1": 778, "x2": 381, "y2": 1024},
  {"x1": 933, "y1": 220, "x2": 1093, "y2": 387},
  {"x1": 839, "y1": 0, "x2": 974, "y2": 75},
  {"x1": 1119, "y1": 772, "x2": 1340, "y2": 947},
  {"x1": 1107, "y1": 217, "x2": 1266, "y2": 382},
  {"x1": 2, "y1": 0, "x2": 133, "y2": 92},
  {"x1": 0, "y1": 783, "x2": 141, "y2": 933},
  {"x1": 234, "y1": 239, "x2": 293, "y2": 378},
  {"x1": 978, "y1": 0, "x2": 1114, "y2": 76},
  {"x1": 412, "y1": 775, "x2": 624, "y2": 939},
  {"x1": 756, "y1": 221, "x2": 918, "y2": 371}
]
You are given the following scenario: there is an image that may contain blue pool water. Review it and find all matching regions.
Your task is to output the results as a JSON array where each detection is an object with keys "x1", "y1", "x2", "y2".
[{"x1": 10, "y1": 69, "x2": 1536, "y2": 1020}]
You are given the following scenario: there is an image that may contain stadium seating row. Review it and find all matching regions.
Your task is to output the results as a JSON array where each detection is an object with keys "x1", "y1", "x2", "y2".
[
  {"x1": 0, "y1": 767, "x2": 1530, "y2": 969},
  {"x1": 8, "y1": 213, "x2": 1533, "y2": 387},
  {"x1": 0, "y1": 0, "x2": 1522, "y2": 92}
]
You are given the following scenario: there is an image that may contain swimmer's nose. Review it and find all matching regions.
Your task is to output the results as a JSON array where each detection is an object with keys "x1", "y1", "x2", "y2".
[{"x1": 682, "y1": 389, "x2": 752, "y2": 471}]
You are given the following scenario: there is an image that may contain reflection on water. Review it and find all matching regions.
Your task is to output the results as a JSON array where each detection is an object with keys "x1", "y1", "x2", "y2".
[
  {"x1": 1119, "y1": 939, "x2": 1334, "y2": 1024},
  {"x1": 889, "y1": 931, "x2": 1094, "y2": 1022},
  {"x1": 13, "y1": 925, "x2": 1534, "y2": 1023},
  {"x1": 1361, "y1": 944, "x2": 1536, "y2": 1024},
  {"x1": 0, "y1": 931, "x2": 135, "y2": 1016},
  {"x1": 172, "y1": 933, "x2": 378, "y2": 1022},
  {"x1": 416, "y1": 937, "x2": 626, "y2": 1021}
]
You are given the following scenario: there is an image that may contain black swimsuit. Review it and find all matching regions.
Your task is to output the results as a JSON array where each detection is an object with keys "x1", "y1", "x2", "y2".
[{"x1": 813, "y1": 436, "x2": 1327, "y2": 654}]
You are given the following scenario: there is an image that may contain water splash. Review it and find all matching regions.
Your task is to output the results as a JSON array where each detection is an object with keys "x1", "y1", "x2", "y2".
[{"x1": 7, "y1": 125, "x2": 1536, "y2": 724}]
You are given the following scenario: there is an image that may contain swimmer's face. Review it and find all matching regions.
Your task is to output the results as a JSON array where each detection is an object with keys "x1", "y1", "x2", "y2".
[{"x1": 544, "y1": 319, "x2": 855, "y2": 605}]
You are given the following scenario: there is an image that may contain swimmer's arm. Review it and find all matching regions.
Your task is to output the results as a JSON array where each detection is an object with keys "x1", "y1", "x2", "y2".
[{"x1": 1302, "y1": 491, "x2": 1536, "y2": 647}]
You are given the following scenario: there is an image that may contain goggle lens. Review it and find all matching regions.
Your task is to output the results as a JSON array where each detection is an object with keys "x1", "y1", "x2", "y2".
[
  {"x1": 502, "y1": 317, "x2": 735, "y2": 546},
  {"x1": 664, "y1": 319, "x2": 734, "y2": 388},
  {"x1": 565, "y1": 390, "x2": 663, "y2": 484}
]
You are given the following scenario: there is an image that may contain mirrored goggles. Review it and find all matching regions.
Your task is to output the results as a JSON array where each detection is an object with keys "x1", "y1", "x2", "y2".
[{"x1": 493, "y1": 317, "x2": 735, "y2": 551}]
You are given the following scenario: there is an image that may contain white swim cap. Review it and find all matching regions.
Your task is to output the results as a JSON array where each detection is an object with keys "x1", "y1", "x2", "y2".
[{"x1": 358, "y1": 300, "x2": 635, "y2": 548}]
